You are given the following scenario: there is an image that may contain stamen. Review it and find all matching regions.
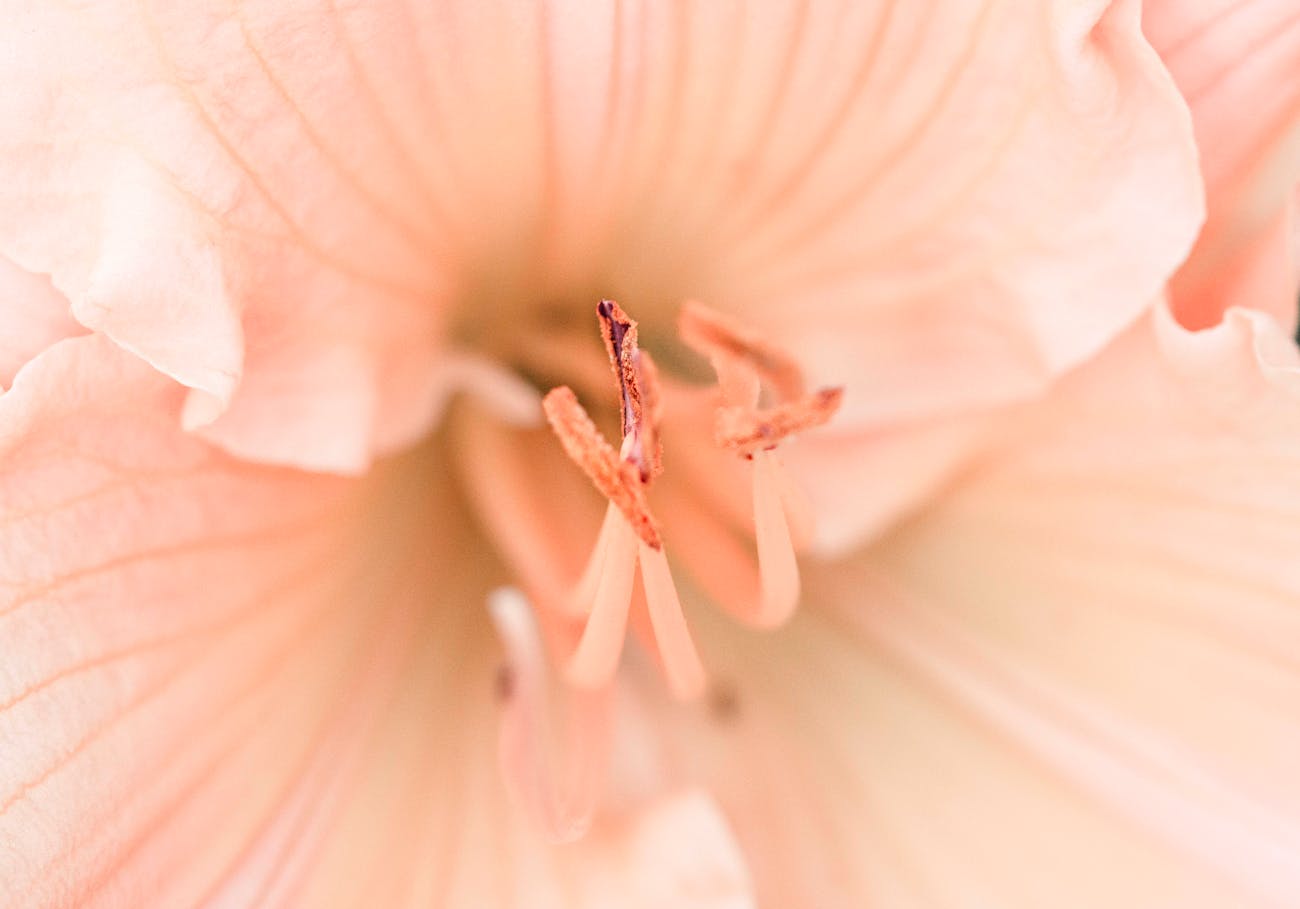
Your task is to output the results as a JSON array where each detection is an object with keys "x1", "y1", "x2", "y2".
[
  {"x1": 678, "y1": 300, "x2": 806, "y2": 402},
  {"x1": 712, "y1": 354, "x2": 761, "y2": 411},
  {"x1": 566, "y1": 508, "x2": 640, "y2": 689},
  {"x1": 750, "y1": 449, "x2": 800, "y2": 628},
  {"x1": 715, "y1": 387, "x2": 844, "y2": 455},
  {"x1": 542, "y1": 385, "x2": 661, "y2": 549},
  {"x1": 488, "y1": 587, "x2": 612, "y2": 843},
  {"x1": 569, "y1": 501, "x2": 620, "y2": 617},
  {"x1": 544, "y1": 300, "x2": 708, "y2": 701},
  {"x1": 675, "y1": 300, "x2": 845, "y2": 631},
  {"x1": 771, "y1": 450, "x2": 815, "y2": 552},
  {"x1": 637, "y1": 542, "x2": 707, "y2": 699}
]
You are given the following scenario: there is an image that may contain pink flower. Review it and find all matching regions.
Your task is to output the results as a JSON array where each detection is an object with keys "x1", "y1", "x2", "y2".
[{"x1": 0, "y1": 1, "x2": 1297, "y2": 906}]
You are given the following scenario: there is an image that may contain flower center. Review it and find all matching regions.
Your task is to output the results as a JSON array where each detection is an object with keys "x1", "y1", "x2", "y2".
[
  {"x1": 460, "y1": 298, "x2": 842, "y2": 690},
  {"x1": 452, "y1": 296, "x2": 842, "y2": 839}
]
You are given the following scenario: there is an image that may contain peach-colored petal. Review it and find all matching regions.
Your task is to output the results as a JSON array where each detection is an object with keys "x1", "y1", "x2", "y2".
[
  {"x1": 677, "y1": 303, "x2": 1300, "y2": 906},
  {"x1": 781, "y1": 411, "x2": 995, "y2": 555},
  {"x1": 572, "y1": 790, "x2": 754, "y2": 909},
  {"x1": 77, "y1": 153, "x2": 244, "y2": 421},
  {"x1": 705, "y1": 0, "x2": 1203, "y2": 426},
  {"x1": 0, "y1": 334, "x2": 753, "y2": 908},
  {"x1": 0, "y1": 334, "x2": 366, "y2": 906},
  {"x1": 455, "y1": 410, "x2": 606, "y2": 615},
  {"x1": 0, "y1": 1, "x2": 446, "y2": 472},
  {"x1": 1, "y1": 0, "x2": 1202, "y2": 475},
  {"x1": 1146, "y1": 0, "x2": 1300, "y2": 331}
]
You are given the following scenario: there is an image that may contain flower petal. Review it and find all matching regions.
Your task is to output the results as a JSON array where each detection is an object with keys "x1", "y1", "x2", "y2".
[
  {"x1": 0, "y1": 0, "x2": 446, "y2": 472},
  {"x1": 780, "y1": 412, "x2": 994, "y2": 555},
  {"x1": 0, "y1": 335, "x2": 752, "y2": 907},
  {"x1": 2, "y1": 0, "x2": 1202, "y2": 473},
  {"x1": 0, "y1": 334, "x2": 374, "y2": 905},
  {"x1": 691, "y1": 0, "x2": 1203, "y2": 425},
  {"x1": 533, "y1": 0, "x2": 1203, "y2": 423},
  {"x1": 1146, "y1": 0, "x2": 1300, "y2": 331},
  {"x1": 673, "y1": 303, "x2": 1300, "y2": 906}
]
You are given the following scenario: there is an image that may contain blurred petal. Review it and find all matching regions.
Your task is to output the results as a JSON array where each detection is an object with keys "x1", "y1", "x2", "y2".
[
  {"x1": 781, "y1": 412, "x2": 994, "y2": 556},
  {"x1": 678, "y1": 303, "x2": 1300, "y2": 907},
  {"x1": 533, "y1": 0, "x2": 1204, "y2": 424},
  {"x1": 698, "y1": 0, "x2": 1202, "y2": 425},
  {"x1": 488, "y1": 587, "x2": 613, "y2": 844},
  {"x1": 0, "y1": 336, "x2": 749, "y2": 907},
  {"x1": 1, "y1": 0, "x2": 1202, "y2": 471},
  {"x1": 1146, "y1": 0, "x2": 1300, "y2": 330}
]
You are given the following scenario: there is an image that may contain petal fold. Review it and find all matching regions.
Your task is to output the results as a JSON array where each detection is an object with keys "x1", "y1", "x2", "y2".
[
  {"x1": 77, "y1": 153, "x2": 243, "y2": 418},
  {"x1": 1146, "y1": 0, "x2": 1300, "y2": 330},
  {"x1": 0, "y1": 255, "x2": 83, "y2": 389},
  {"x1": 0, "y1": 1, "x2": 446, "y2": 472}
]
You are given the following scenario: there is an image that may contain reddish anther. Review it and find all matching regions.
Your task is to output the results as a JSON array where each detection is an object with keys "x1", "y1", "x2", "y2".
[
  {"x1": 715, "y1": 387, "x2": 845, "y2": 455},
  {"x1": 541, "y1": 386, "x2": 662, "y2": 549},
  {"x1": 596, "y1": 299, "x2": 661, "y2": 483}
]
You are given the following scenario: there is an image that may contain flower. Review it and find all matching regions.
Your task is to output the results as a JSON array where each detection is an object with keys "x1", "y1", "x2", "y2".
[{"x1": 0, "y1": 1, "x2": 1298, "y2": 907}]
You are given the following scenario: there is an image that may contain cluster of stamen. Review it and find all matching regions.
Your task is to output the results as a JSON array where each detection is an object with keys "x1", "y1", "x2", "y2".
[
  {"x1": 489, "y1": 298, "x2": 843, "y2": 841},
  {"x1": 540, "y1": 299, "x2": 843, "y2": 701}
]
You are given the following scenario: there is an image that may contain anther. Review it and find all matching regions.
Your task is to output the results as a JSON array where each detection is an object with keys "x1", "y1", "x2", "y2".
[
  {"x1": 542, "y1": 386, "x2": 661, "y2": 550},
  {"x1": 716, "y1": 387, "x2": 844, "y2": 454},
  {"x1": 597, "y1": 299, "x2": 662, "y2": 483}
]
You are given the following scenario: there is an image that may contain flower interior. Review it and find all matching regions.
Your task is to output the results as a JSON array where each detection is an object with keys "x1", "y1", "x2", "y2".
[{"x1": 447, "y1": 293, "x2": 841, "y2": 838}]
